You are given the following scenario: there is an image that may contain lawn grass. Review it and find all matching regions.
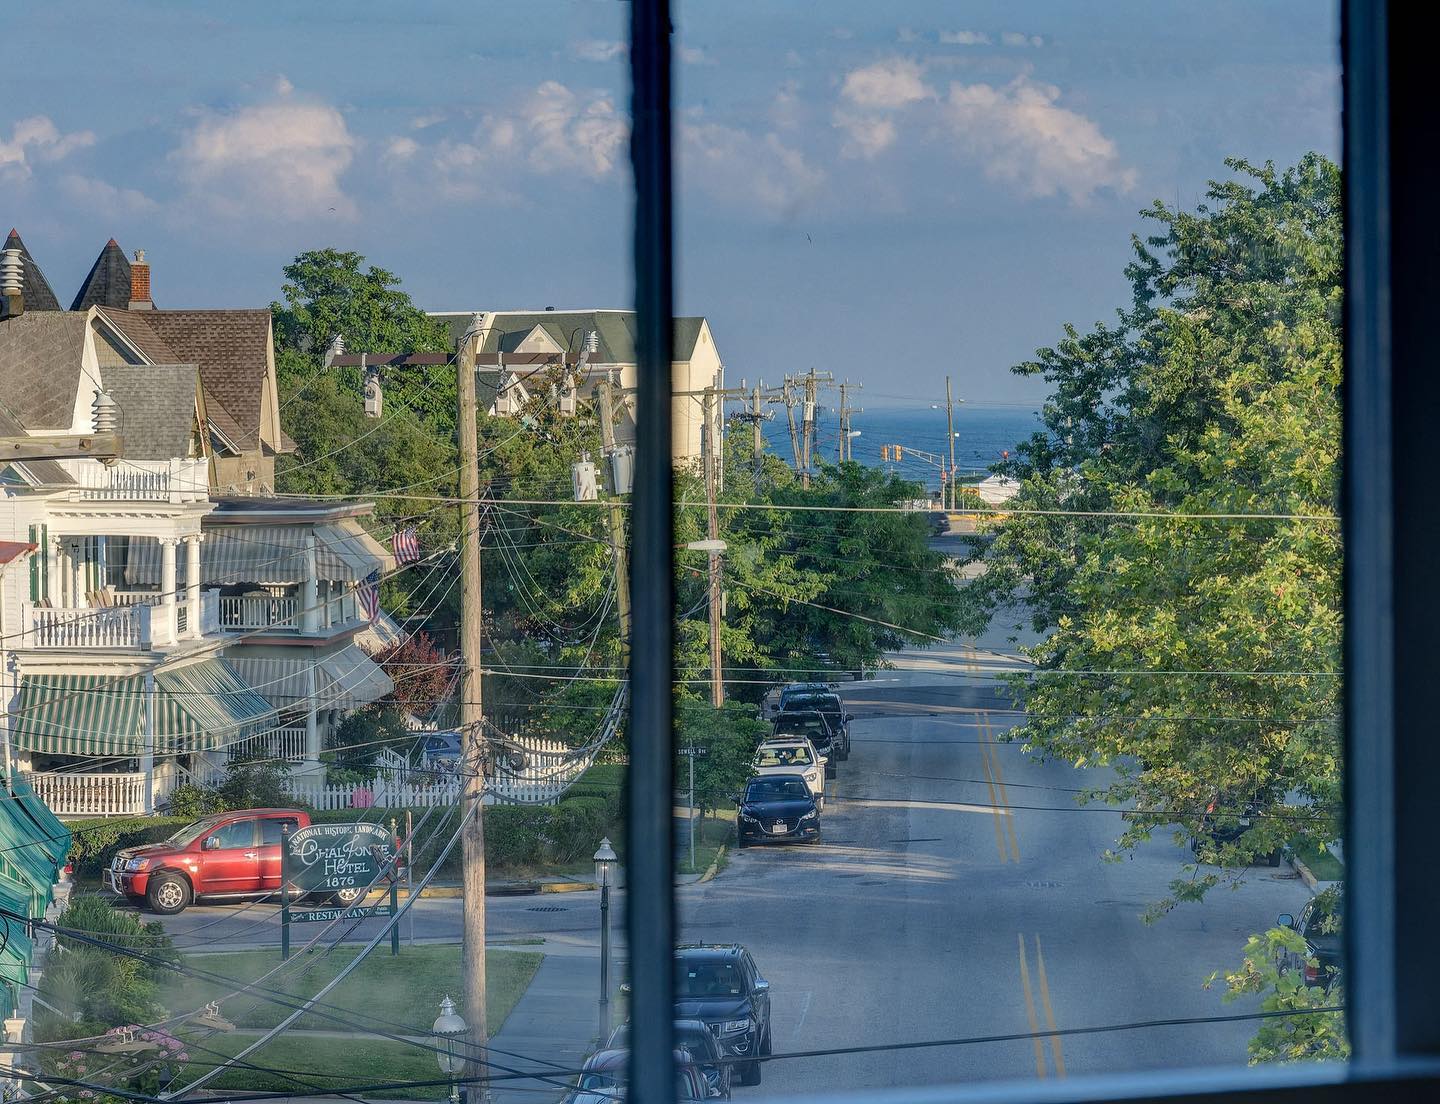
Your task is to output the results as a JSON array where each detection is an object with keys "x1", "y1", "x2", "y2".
[
  {"x1": 162, "y1": 944, "x2": 541, "y2": 1034},
  {"x1": 1290, "y1": 837, "x2": 1345, "y2": 882},
  {"x1": 677, "y1": 809, "x2": 734, "y2": 876},
  {"x1": 175, "y1": 1033, "x2": 450, "y2": 1099}
]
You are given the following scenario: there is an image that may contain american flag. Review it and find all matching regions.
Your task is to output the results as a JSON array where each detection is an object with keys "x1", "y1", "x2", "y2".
[
  {"x1": 392, "y1": 525, "x2": 421, "y2": 564},
  {"x1": 358, "y1": 570, "x2": 381, "y2": 621}
]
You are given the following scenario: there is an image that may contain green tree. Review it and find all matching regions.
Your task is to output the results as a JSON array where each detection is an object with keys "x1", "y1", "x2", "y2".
[
  {"x1": 675, "y1": 694, "x2": 771, "y2": 816},
  {"x1": 957, "y1": 155, "x2": 1342, "y2": 907}
]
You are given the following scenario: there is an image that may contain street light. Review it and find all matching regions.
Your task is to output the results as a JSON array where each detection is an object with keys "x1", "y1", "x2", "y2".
[
  {"x1": 594, "y1": 837, "x2": 619, "y2": 1040},
  {"x1": 433, "y1": 994, "x2": 467, "y2": 1104}
]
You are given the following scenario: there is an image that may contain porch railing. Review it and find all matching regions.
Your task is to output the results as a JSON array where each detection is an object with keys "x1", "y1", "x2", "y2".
[
  {"x1": 226, "y1": 725, "x2": 308, "y2": 763},
  {"x1": 20, "y1": 602, "x2": 148, "y2": 648},
  {"x1": 218, "y1": 594, "x2": 300, "y2": 633},
  {"x1": 68, "y1": 458, "x2": 209, "y2": 503},
  {"x1": 22, "y1": 770, "x2": 148, "y2": 817}
]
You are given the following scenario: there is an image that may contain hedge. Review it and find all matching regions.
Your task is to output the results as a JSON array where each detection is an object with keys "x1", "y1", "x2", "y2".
[{"x1": 65, "y1": 784, "x2": 624, "y2": 882}]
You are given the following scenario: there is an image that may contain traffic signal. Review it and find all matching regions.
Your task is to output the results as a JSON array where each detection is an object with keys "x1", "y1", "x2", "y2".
[{"x1": 895, "y1": 446, "x2": 904, "y2": 461}]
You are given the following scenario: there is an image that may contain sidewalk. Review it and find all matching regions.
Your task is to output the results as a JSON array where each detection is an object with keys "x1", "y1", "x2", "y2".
[{"x1": 486, "y1": 953, "x2": 599, "y2": 1103}]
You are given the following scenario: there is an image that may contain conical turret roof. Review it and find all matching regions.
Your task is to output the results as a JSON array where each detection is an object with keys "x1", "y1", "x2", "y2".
[{"x1": 70, "y1": 237, "x2": 134, "y2": 311}]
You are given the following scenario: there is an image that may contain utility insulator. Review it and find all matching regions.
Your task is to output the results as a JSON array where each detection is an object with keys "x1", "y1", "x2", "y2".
[
  {"x1": 559, "y1": 375, "x2": 577, "y2": 417},
  {"x1": 572, "y1": 459, "x2": 598, "y2": 502},
  {"x1": 364, "y1": 364, "x2": 383, "y2": 419},
  {"x1": 608, "y1": 445, "x2": 634, "y2": 496}
]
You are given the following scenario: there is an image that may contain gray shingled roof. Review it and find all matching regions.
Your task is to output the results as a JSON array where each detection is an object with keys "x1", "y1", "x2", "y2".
[
  {"x1": 1, "y1": 230, "x2": 62, "y2": 314},
  {"x1": 71, "y1": 240, "x2": 134, "y2": 311},
  {"x1": 0, "y1": 399, "x2": 75, "y2": 486},
  {"x1": 142, "y1": 310, "x2": 270, "y2": 449},
  {"x1": 435, "y1": 310, "x2": 708, "y2": 363},
  {"x1": 0, "y1": 312, "x2": 90, "y2": 430},
  {"x1": 103, "y1": 363, "x2": 202, "y2": 461}
]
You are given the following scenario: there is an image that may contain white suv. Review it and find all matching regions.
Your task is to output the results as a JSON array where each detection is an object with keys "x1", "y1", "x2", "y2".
[{"x1": 751, "y1": 738, "x2": 827, "y2": 808}]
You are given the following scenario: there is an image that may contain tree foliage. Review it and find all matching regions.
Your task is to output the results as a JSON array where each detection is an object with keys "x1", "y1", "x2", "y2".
[{"x1": 957, "y1": 155, "x2": 1343, "y2": 907}]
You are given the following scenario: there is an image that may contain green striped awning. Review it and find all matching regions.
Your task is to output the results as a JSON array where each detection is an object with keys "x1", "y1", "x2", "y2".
[
  {"x1": 124, "y1": 521, "x2": 394, "y2": 586},
  {"x1": 226, "y1": 644, "x2": 394, "y2": 710},
  {"x1": 11, "y1": 659, "x2": 278, "y2": 756}
]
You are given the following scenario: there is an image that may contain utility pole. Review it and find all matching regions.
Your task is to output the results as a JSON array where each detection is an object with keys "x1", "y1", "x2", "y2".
[
  {"x1": 945, "y1": 376, "x2": 957, "y2": 512},
  {"x1": 597, "y1": 378, "x2": 633, "y2": 655},
  {"x1": 837, "y1": 381, "x2": 862, "y2": 462},
  {"x1": 456, "y1": 316, "x2": 489, "y2": 1079},
  {"x1": 751, "y1": 381, "x2": 764, "y2": 482},
  {"x1": 800, "y1": 369, "x2": 815, "y2": 488},
  {"x1": 703, "y1": 387, "x2": 723, "y2": 707},
  {"x1": 781, "y1": 377, "x2": 802, "y2": 476}
]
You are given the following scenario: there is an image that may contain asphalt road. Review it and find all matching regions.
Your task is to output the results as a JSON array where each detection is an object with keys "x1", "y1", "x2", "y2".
[{"x1": 151, "y1": 660, "x2": 1315, "y2": 1099}]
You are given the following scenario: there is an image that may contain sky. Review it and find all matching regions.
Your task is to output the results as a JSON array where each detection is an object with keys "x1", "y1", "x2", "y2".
[{"x1": 2, "y1": 2, "x2": 1340, "y2": 406}]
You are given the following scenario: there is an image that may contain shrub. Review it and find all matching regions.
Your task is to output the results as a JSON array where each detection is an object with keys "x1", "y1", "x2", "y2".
[
  {"x1": 162, "y1": 783, "x2": 224, "y2": 819},
  {"x1": 546, "y1": 796, "x2": 613, "y2": 863},
  {"x1": 483, "y1": 806, "x2": 552, "y2": 868},
  {"x1": 217, "y1": 755, "x2": 294, "y2": 810},
  {"x1": 66, "y1": 816, "x2": 191, "y2": 879}
]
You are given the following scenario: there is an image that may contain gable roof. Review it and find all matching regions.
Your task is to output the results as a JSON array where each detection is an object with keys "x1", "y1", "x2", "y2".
[
  {"x1": 95, "y1": 306, "x2": 180, "y2": 363},
  {"x1": 71, "y1": 240, "x2": 134, "y2": 311},
  {"x1": 434, "y1": 310, "x2": 709, "y2": 364},
  {"x1": 0, "y1": 400, "x2": 74, "y2": 487},
  {"x1": 102, "y1": 363, "x2": 202, "y2": 461},
  {"x1": 1, "y1": 230, "x2": 62, "y2": 314},
  {"x1": 0, "y1": 311, "x2": 90, "y2": 430}
]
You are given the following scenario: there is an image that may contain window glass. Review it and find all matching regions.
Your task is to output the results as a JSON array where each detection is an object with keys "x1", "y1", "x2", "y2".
[
  {"x1": 258, "y1": 817, "x2": 300, "y2": 846},
  {"x1": 673, "y1": 0, "x2": 1346, "y2": 1093},
  {"x1": 210, "y1": 819, "x2": 255, "y2": 850}
]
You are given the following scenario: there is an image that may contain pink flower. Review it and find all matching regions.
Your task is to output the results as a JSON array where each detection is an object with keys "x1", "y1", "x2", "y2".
[
  {"x1": 69, "y1": 1051, "x2": 83, "y2": 1060},
  {"x1": 176, "y1": 1052, "x2": 191, "y2": 1062}
]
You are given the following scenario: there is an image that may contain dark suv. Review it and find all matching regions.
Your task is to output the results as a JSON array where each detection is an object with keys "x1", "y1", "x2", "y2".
[
  {"x1": 673, "y1": 944, "x2": 772, "y2": 1086},
  {"x1": 773, "y1": 710, "x2": 841, "y2": 774},
  {"x1": 1278, "y1": 893, "x2": 1343, "y2": 988},
  {"x1": 781, "y1": 691, "x2": 850, "y2": 760}
]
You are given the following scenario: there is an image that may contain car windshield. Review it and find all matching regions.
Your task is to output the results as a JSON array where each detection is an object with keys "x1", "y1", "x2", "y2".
[
  {"x1": 774, "y1": 714, "x2": 829, "y2": 738},
  {"x1": 165, "y1": 816, "x2": 223, "y2": 848},
  {"x1": 676, "y1": 961, "x2": 744, "y2": 998},
  {"x1": 754, "y1": 745, "x2": 811, "y2": 767},
  {"x1": 746, "y1": 778, "x2": 811, "y2": 801},
  {"x1": 577, "y1": 1071, "x2": 621, "y2": 1091}
]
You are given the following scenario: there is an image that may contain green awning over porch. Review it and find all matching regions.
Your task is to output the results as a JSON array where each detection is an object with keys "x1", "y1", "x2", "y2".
[{"x1": 11, "y1": 659, "x2": 278, "y2": 757}]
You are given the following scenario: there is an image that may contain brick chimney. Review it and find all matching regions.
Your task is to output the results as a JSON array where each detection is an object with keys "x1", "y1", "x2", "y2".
[{"x1": 128, "y1": 248, "x2": 153, "y2": 310}]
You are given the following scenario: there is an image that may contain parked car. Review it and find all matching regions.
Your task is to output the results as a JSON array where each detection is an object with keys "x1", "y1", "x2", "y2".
[
  {"x1": 607, "y1": 1019, "x2": 731, "y2": 1098},
  {"x1": 781, "y1": 691, "x2": 851, "y2": 760},
  {"x1": 777, "y1": 681, "x2": 836, "y2": 711},
  {"x1": 736, "y1": 774, "x2": 821, "y2": 847},
  {"x1": 674, "y1": 944, "x2": 772, "y2": 1087},
  {"x1": 752, "y1": 738, "x2": 827, "y2": 808},
  {"x1": 1277, "y1": 894, "x2": 1343, "y2": 988},
  {"x1": 420, "y1": 730, "x2": 463, "y2": 771},
  {"x1": 105, "y1": 808, "x2": 366, "y2": 915},
  {"x1": 1190, "y1": 793, "x2": 1283, "y2": 866},
  {"x1": 565, "y1": 1048, "x2": 710, "y2": 1103},
  {"x1": 772, "y1": 710, "x2": 840, "y2": 774}
]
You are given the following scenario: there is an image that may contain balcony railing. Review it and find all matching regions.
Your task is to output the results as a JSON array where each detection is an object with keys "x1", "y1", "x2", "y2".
[
  {"x1": 218, "y1": 594, "x2": 300, "y2": 633},
  {"x1": 68, "y1": 458, "x2": 209, "y2": 503},
  {"x1": 22, "y1": 770, "x2": 148, "y2": 817},
  {"x1": 20, "y1": 589, "x2": 221, "y2": 649},
  {"x1": 226, "y1": 725, "x2": 308, "y2": 763}
]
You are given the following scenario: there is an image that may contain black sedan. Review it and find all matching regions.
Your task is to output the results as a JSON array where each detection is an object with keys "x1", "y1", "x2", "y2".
[
  {"x1": 608, "y1": 1019, "x2": 731, "y2": 1098},
  {"x1": 736, "y1": 774, "x2": 821, "y2": 846}
]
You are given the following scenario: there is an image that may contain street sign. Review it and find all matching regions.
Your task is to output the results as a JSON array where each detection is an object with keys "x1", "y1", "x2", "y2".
[
  {"x1": 289, "y1": 902, "x2": 393, "y2": 924},
  {"x1": 678, "y1": 746, "x2": 709, "y2": 759},
  {"x1": 285, "y1": 821, "x2": 396, "y2": 895}
]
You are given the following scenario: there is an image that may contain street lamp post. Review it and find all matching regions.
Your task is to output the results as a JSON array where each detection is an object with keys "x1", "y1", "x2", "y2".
[
  {"x1": 433, "y1": 994, "x2": 468, "y2": 1104},
  {"x1": 594, "y1": 837, "x2": 619, "y2": 1040}
]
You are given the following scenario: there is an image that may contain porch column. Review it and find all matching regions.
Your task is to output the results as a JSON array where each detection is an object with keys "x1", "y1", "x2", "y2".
[
  {"x1": 304, "y1": 663, "x2": 321, "y2": 771},
  {"x1": 185, "y1": 534, "x2": 204, "y2": 638},
  {"x1": 48, "y1": 537, "x2": 65, "y2": 606},
  {"x1": 141, "y1": 668, "x2": 156, "y2": 814},
  {"x1": 159, "y1": 537, "x2": 178, "y2": 645},
  {"x1": 302, "y1": 532, "x2": 320, "y2": 633}
]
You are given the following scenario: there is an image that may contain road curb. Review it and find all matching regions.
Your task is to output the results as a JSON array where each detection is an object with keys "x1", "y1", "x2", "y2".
[
  {"x1": 362, "y1": 880, "x2": 596, "y2": 901},
  {"x1": 699, "y1": 845, "x2": 727, "y2": 883},
  {"x1": 1288, "y1": 853, "x2": 1320, "y2": 892}
]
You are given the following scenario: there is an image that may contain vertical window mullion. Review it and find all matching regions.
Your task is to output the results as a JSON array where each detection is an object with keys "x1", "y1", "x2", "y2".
[{"x1": 627, "y1": 0, "x2": 678, "y2": 1101}]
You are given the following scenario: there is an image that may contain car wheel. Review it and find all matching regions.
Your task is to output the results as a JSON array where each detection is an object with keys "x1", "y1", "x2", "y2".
[
  {"x1": 147, "y1": 873, "x2": 191, "y2": 915},
  {"x1": 738, "y1": 1055, "x2": 762, "y2": 1087},
  {"x1": 761, "y1": 1027, "x2": 772, "y2": 1056},
  {"x1": 331, "y1": 886, "x2": 365, "y2": 905}
]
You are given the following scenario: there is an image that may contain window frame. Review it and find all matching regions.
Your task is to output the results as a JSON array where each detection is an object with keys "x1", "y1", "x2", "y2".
[{"x1": 622, "y1": 0, "x2": 1440, "y2": 1099}]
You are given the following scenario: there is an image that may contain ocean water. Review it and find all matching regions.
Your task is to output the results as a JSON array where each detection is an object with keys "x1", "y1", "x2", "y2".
[{"x1": 760, "y1": 403, "x2": 1043, "y2": 494}]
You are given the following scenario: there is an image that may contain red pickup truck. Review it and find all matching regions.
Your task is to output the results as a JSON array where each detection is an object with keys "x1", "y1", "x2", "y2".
[{"x1": 105, "y1": 808, "x2": 368, "y2": 915}]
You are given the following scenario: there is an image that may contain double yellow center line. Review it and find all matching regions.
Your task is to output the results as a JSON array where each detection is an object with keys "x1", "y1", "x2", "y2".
[
  {"x1": 1017, "y1": 933, "x2": 1066, "y2": 1078},
  {"x1": 978, "y1": 710, "x2": 1020, "y2": 862}
]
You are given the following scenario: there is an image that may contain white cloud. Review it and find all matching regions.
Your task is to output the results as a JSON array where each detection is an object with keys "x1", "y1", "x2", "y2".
[
  {"x1": 58, "y1": 174, "x2": 157, "y2": 215},
  {"x1": 410, "y1": 112, "x2": 446, "y2": 130},
  {"x1": 573, "y1": 39, "x2": 627, "y2": 62},
  {"x1": 943, "y1": 76, "x2": 1136, "y2": 202},
  {"x1": 835, "y1": 59, "x2": 932, "y2": 158},
  {"x1": 0, "y1": 116, "x2": 96, "y2": 179},
  {"x1": 384, "y1": 136, "x2": 420, "y2": 161},
  {"x1": 518, "y1": 81, "x2": 627, "y2": 178},
  {"x1": 770, "y1": 80, "x2": 805, "y2": 130},
  {"x1": 940, "y1": 30, "x2": 991, "y2": 46},
  {"x1": 679, "y1": 46, "x2": 713, "y2": 66},
  {"x1": 840, "y1": 58, "x2": 931, "y2": 109},
  {"x1": 1001, "y1": 31, "x2": 1045, "y2": 47},
  {"x1": 274, "y1": 74, "x2": 295, "y2": 96},
  {"x1": 172, "y1": 96, "x2": 358, "y2": 219},
  {"x1": 681, "y1": 122, "x2": 824, "y2": 216}
]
